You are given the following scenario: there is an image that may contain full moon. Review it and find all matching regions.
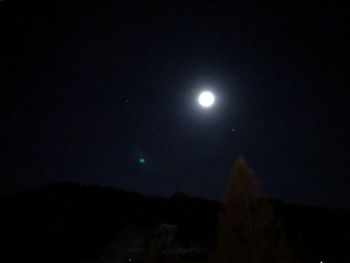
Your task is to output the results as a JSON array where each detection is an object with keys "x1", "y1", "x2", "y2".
[{"x1": 198, "y1": 91, "x2": 215, "y2": 108}]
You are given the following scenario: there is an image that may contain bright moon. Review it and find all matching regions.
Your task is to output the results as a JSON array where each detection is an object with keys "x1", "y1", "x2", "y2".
[{"x1": 198, "y1": 91, "x2": 215, "y2": 107}]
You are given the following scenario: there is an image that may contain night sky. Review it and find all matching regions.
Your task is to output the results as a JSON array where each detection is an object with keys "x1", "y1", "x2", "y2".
[{"x1": 1, "y1": 1, "x2": 349, "y2": 207}]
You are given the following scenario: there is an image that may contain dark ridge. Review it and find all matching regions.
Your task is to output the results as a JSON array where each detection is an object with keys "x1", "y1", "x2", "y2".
[{"x1": 0, "y1": 183, "x2": 349, "y2": 262}]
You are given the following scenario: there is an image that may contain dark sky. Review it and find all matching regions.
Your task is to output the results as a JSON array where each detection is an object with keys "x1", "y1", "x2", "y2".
[{"x1": 1, "y1": 1, "x2": 349, "y2": 207}]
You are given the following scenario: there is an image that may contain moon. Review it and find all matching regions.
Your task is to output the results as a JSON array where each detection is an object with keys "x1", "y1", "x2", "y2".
[{"x1": 198, "y1": 91, "x2": 215, "y2": 108}]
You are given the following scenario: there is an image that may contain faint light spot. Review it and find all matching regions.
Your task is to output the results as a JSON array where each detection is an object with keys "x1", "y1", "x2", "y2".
[
  {"x1": 139, "y1": 158, "x2": 145, "y2": 164},
  {"x1": 128, "y1": 259, "x2": 132, "y2": 262},
  {"x1": 231, "y1": 129, "x2": 235, "y2": 132}
]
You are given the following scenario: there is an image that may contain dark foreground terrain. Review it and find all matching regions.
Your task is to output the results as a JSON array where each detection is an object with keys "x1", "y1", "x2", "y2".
[{"x1": 1, "y1": 183, "x2": 349, "y2": 263}]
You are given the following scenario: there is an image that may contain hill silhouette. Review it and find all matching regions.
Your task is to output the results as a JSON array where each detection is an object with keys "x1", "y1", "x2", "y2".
[{"x1": 0, "y1": 182, "x2": 349, "y2": 262}]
